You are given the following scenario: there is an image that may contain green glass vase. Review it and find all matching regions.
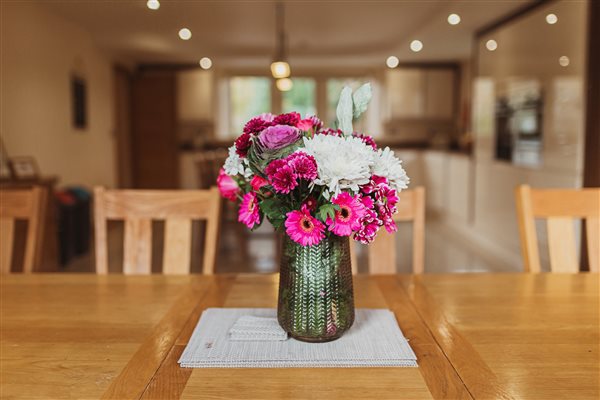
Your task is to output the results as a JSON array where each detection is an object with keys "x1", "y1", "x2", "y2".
[{"x1": 277, "y1": 235, "x2": 355, "y2": 342}]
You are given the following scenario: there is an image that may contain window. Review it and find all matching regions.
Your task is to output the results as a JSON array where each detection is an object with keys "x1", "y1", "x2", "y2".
[
  {"x1": 326, "y1": 78, "x2": 368, "y2": 132},
  {"x1": 229, "y1": 77, "x2": 271, "y2": 135},
  {"x1": 282, "y1": 78, "x2": 316, "y2": 116}
]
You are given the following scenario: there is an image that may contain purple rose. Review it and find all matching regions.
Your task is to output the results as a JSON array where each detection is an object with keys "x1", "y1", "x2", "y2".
[{"x1": 258, "y1": 125, "x2": 300, "y2": 150}]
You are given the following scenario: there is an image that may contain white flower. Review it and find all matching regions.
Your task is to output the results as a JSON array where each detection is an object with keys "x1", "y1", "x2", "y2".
[
  {"x1": 302, "y1": 135, "x2": 375, "y2": 197},
  {"x1": 372, "y1": 147, "x2": 410, "y2": 192},
  {"x1": 223, "y1": 146, "x2": 252, "y2": 178}
]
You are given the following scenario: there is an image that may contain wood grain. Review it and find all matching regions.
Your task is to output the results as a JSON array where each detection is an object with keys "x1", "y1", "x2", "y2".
[
  {"x1": 2, "y1": 274, "x2": 598, "y2": 400},
  {"x1": 402, "y1": 274, "x2": 600, "y2": 400},
  {"x1": 376, "y1": 276, "x2": 472, "y2": 400},
  {"x1": 0, "y1": 274, "x2": 200, "y2": 399},
  {"x1": 141, "y1": 275, "x2": 235, "y2": 399},
  {"x1": 101, "y1": 278, "x2": 212, "y2": 399},
  {"x1": 163, "y1": 219, "x2": 192, "y2": 274}
]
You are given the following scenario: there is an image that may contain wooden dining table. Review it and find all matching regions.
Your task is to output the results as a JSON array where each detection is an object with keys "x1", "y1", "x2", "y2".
[{"x1": 1, "y1": 273, "x2": 598, "y2": 399}]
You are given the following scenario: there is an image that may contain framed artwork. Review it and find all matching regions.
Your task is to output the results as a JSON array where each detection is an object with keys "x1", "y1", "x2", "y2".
[
  {"x1": 72, "y1": 75, "x2": 87, "y2": 129},
  {"x1": 8, "y1": 156, "x2": 40, "y2": 180}
]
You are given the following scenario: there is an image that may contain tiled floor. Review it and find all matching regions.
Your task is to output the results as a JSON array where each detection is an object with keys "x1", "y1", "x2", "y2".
[{"x1": 63, "y1": 204, "x2": 513, "y2": 274}]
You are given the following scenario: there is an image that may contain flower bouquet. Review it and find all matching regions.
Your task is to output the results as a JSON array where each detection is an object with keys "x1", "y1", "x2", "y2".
[{"x1": 218, "y1": 83, "x2": 409, "y2": 341}]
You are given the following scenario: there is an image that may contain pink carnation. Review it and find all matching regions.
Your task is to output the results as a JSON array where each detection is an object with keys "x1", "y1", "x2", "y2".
[
  {"x1": 243, "y1": 115, "x2": 274, "y2": 135},
  {"x1": 326, "y1": 192, "x2": 366, "y2": 237},
  {"x1": 238, "y1": 192, "x2": 261, "y2": 229},
  {"x1": 285, "y1": 205, "x2": 325, "y2": 247},
  {"x1": 216, "y1": 169, "x2": 239, "y2": 201},
  {"x1": 273, "y1": 112, "x2": 301, "y2": 127},
  {"x1": 269, "y1": 165, "x2": 298, "y2": 194},
  {"x1": 234, "y1": 132, "x2": 252, "y2": 157},
  {"x1": 288, "y1": 152, "x2": 318, "y2": 181}
]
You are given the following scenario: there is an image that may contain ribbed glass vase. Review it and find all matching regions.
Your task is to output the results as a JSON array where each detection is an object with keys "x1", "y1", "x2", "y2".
[{"x1": 277, "y1": 235, "x2": 355, "y2": 342}]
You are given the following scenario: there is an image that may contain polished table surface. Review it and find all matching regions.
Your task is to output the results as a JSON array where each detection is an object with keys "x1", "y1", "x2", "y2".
[{"x1": 1, "y1": 273, "x2": 598, "y2": 399}]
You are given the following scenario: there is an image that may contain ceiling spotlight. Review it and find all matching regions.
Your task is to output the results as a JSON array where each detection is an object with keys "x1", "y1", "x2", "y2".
[
  {"x1": 276, "y1": 78, "x2": 293, "y2": 92},
  {"x1": 146, "y1": 0, "x2": 160, "y2": 10},
  {"x1": 447, "y1": 13, "x2": 461, "y2": 25},
  {"x1": 486, "y1": 39, "x2": 498, "y2": 51},
  {"x1": 178, "y1": 28, "x2": 192, "y2": 40},
  {"x1": 546, "y1": 13, "x2": 558, "y2": 24},
  {"x1": 559, "y1": 56, "x2": 570, "y2": 67},
  {"x1": 199, "y1": 57, "x2": 212, "y2": 70},
  {"x1": 386, "y1": 56, "x2": 400, "y2": 69},
  {"x1": 410, "y1": 40, "x2": 423, "y2": 52}
]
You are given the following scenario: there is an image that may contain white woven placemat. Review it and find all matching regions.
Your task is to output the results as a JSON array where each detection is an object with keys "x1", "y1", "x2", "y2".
[{"x1": 178, "y1": 308, "x2": 417, "y2": 368}]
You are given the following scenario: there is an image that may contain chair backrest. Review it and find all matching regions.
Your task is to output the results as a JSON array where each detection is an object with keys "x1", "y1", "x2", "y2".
[
  {"x1": 93, "y1": 187, "x2": 221, "y2": 275},
  {"x1": 0, "y1": 187, "x2": 46, "y2": 273},
  {"x1": 351, "y1": 187, "x2": 425, "y2": 274},
  {"x1": 515, "y1": 185, "x2": 599, "y2": 273}
]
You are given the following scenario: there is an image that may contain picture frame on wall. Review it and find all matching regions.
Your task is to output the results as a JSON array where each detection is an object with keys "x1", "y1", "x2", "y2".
[
  {"x1": 71, "y1": 75, "x2": 87, "y2": 129},
  {"x1": 8, "y1": 156, "x2": 40, "y2": 180}
]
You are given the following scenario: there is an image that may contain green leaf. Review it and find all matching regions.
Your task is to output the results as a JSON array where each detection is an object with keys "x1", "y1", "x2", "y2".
[
  {"x1": 317, "y1": 203, "x2": 338, "y2": 222},
  {"x1": 352, "y1": 83, "x2": 372, "y2": 119}
]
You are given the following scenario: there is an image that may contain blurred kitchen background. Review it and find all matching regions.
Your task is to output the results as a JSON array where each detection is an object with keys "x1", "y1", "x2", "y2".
[{"x1": 1, "y1": 0, "x2": 597, "y2": 273}]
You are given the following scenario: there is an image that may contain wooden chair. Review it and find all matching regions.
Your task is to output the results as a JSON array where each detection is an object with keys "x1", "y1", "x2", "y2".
[
  {"x1": 94, "y1": 187, "x2": 221, "y2": 275},
  {"x1": 351, "y1": 187, "x2": 425, "y2": 274},
  {"x1": 515, "y1": 185, "x2": 599, "y2": 273},
  {"x1": 0, "y1": 187, "x2": 46, "y2": 273}
]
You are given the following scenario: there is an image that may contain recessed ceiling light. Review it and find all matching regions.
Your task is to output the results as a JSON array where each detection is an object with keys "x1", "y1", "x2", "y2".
[
  {"x1": 178, "y1": 28, "x2": 192, "y2": 40},
  {"x1": 386, "y1": 56, "x2": 399, "y2": 68},
  {"x1": 410, "y1": 40, "x2": 423, "y2": 52},
  {"x1": 146, "y1": 0, "x2": 160, "y2": 10},
  {"x1": 276, "y1": 78, "x2": 293, "y2": 92},
  {"x1": 447, "y1": 13, "x2": 461, "y2": 25},
  {"x1": 199, "y1": 57, "x2": 212, "y2": 70},
  {"x1": 486, "y1": 39, "x2": 498, "y2": 51},
  {"x1": 546, "y1": 13, "x2": 558, "y2": 24},
  {"x1": 559, "y1": 56, "x2": 570, "y2": 67}
]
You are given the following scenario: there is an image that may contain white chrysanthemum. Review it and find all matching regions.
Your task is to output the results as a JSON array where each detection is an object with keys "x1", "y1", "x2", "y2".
[
  {"x1": 303, "y1": 135, "x2": 375, "y2": 197},
  {"x1": 223, "y1": 146, "x2": 252, "y2": 178},
  {"x1": 373, "y1": 147, "x2": 410, "y2": 192}
]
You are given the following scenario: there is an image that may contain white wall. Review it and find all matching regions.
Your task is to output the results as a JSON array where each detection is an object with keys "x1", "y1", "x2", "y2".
[{"x1": 1, "y1": 2, "x2": 116, "y2": 187}]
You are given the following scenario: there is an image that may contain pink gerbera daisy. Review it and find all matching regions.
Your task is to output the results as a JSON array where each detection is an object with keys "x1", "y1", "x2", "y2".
[
  {"x1": 285, "y1": 205, "x2": 325, "y2": 246},
  {"x1": 216, "y1": 169, "x2": 239, "y2": 201},
  {"x1": 326, "y1": 192, "x2": 366, "y2": 236},
  {"x1": 238, "y1": 192, "x2": 261, "y2": 229}
]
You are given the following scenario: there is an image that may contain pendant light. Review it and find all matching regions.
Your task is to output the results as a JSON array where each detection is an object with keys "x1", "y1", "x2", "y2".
[{"x1": 270, "y1": 1, "x2": 290, "y2": 79}]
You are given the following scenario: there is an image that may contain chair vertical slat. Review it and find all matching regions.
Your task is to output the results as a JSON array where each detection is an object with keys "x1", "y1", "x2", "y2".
[
  {"x1": 201, "y1": 188, "x2": 220, "y2": 275},
  {"x1": 586, "y1": 217, "x2": 599, "y2": 272},
  {"x1": 0, "y1": 218, "x2": 15, "y2": 273},
  {"x1": 94, "y1": 187, "x2": 109, "y2": 274},
  {"x1": 23, "y1": 187, "x2": 42, "y2": 273},
  {"x1": 547, "y1": 217, "x2": 578, "y2": 273},
  {"x1": 515, "y1": 185, "x2": 542, "y2": 273},
  {"x1": 163, "y1": 219, "x2": 192, "y2": 274},
  {"x1": 368, "y1": 232, "x2": 397, "y2": 274},
  {"x1": 123, "y1": 219, "x2": 152, "y2": 274},
  {"x1": 412, "y1": 187, "x2": 426, "y2": 274},
  {"x1": 349, "y1": 240, "x2": 358, "y2": 274}
]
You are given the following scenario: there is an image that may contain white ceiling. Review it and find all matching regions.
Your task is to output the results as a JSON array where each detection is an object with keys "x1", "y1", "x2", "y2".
[{"x1": 40, "y1": 0, "x2": 533, "y2": 68}]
